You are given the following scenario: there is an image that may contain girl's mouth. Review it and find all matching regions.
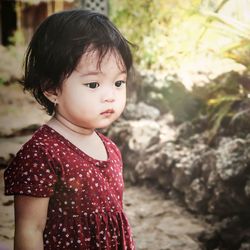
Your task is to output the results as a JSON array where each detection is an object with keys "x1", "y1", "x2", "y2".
[{"x1": 100, "y1": 109, "x2": 114, "y2": 115}]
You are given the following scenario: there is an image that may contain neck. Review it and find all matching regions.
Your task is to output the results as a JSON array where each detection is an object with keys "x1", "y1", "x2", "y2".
[{"x1": 53, "y1": 113, "x2": 94, "y2": 136}]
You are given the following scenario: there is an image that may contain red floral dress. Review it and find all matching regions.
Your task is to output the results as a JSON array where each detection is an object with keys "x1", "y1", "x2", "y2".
[{"x1": 4, "y1": 125, "x2": 135, "y2": 250}]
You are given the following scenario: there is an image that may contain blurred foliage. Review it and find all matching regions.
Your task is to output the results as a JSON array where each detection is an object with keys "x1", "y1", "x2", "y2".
[
  {"x1": 161, "y1": 79, "x2": 203, "y2": 123},
  {"x1": 198, "y1": 1, "x2": 250, "y2": 71},
  {"x1": 0, "y1": 78, "x2": 5, "y2": 85},
  {"x1": 8, "y1": 30, "x2": 25, "y2": 46},
  {"x1": 110, "y1": 0, "x2": 250, "y2": 140},
  {"x1": 198, "y1": 72, "x2": 246, "y2": 142},
  {"x1": 197, "y1": 1, "x2": 250, "y2": 141},
  {"x1": 140, "y1": 75, "x2": 204, "y2": 123},
  {"x1": 110, "y1": 0, "x2": 202, "y2": 70},
  {"x1": 110, "y1": 0, "x2": 250, "y2": 71}
]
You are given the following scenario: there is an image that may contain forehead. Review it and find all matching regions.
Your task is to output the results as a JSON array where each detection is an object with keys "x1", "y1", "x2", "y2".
[{"x1": 76, "y1": 49, "x2": 126, "y2": 73}]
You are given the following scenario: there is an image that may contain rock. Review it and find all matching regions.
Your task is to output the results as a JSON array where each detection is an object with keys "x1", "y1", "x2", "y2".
[
  {"x1": 209, "y1": 214, "x2": 250, "y2": 249},
  {"x1": 200, "y1": 148, "x2": 217, "y2": 183},
  {"x1": 108, "y1": 113, "x2": 177, "y2": 185},
  {"x1": 244, "y1": 180, "x2": 250, "y2": 198},
  {"x1": 172, "y1": 148, "x2": 202, "y2": 193},
  {"x1": 123, "y1": 102, "x2": 160, "y2": 120},
  {"x1": 108, "y1": 119, "x2": 162, "y2": 183},
  {"x1": 176, "y1": 121, "x2": 195, "y2": 139},
  {"x1": 239, "y1": 243, "x2": 250, "y2": 250},
  {"x1": 207, "y1": 181, "x2": 250, "y2": 215},
  {"x1": 127, "y1": 120, "x2": 160, "y2": 151},
  {"x1": 182, "y1": 150, "x2": 218, "y2": 213},
  {"x1": 110, "y1": 116, "x2": 250, "y2": 219},
  {"x1": 230, "y1": 106, "x2": 250, "y2": 135},
  {"x1": 200, "y1": 216, "x2": 250, "y2": 250},
  {"x1": 216, "y1": 138, "x2": 250, "y2": 181},
  {"x1": 109, "y1": 119, "x2": 160, "y2": 152},
  {"x1": 184, "y1": 178, "x2": 210, "y2": 213},
  {"x1": 154, "y1": 113, "x2": 176, "y2": 143},
  {"x1": 200, "y1": 150, "x2": 217, "y2": 187},
  {"x1": 134, "y1": 143, "x2": 175, "y2": 188}
]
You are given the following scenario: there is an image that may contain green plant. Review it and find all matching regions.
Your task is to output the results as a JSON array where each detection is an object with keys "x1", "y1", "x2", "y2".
[
  {"x1": 110, "y1": 0, "x2": 250, "y2": 141},
  {"x1": 109, "y1": 0, "x2": 202, "y2": 70},
  {"x1": 199, "y1": 72, "x2": 247, "y2": 142},
  {"x1": 0, "y1": 78, "x2": 5, "y2": 85},
  {"x1": 8, "y1": 30, "x2": 25, "y2": 46}
]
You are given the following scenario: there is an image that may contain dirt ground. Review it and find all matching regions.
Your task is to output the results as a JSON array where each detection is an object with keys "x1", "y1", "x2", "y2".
[{"x1": 0, "y1": 83, "x2": 207, "y2": 250}]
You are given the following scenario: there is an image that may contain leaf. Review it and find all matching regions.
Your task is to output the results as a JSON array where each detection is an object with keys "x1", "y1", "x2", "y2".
[
  {"x1": 207, "y1": 96, "x2": 240, "y2": 144},
  {"x1": 208, "y1": 102, "x2": 231, "y2": 143}
]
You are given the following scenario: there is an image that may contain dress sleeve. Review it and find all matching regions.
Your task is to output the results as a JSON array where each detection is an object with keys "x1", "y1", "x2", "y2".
[{"x1": 4, "y1": 143, "x2": 58, "y2": 197}]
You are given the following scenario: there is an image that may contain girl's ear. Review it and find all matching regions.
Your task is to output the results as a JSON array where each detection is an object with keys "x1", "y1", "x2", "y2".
[{"x1": 43, "y1": 90, "x2": 58, "y2": 103}]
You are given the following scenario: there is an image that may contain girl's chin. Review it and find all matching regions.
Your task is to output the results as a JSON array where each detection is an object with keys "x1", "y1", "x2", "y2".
[
  {"x1": 96, "y1": 119, "x2": 116, "y2": 129},
  {"x1": 96, "y1": 123, "x2": 112, "y2": 129}
]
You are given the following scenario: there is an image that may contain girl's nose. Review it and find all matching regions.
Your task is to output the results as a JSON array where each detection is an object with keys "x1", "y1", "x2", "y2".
[
  {"x1": 104, "y1": 95, "x2": 115, "y2": 103},
  {"x1": 102, "y1": 87, "x2": 115, "y2": 103}
]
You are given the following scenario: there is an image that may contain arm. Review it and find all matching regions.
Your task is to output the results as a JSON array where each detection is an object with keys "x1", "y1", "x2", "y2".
[{"x1": 14, "y1": 195, "x2": 50, "y2": 250}]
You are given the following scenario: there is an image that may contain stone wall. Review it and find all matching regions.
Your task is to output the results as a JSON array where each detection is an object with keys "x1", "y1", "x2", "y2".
[{"x1": 107, "y1": 100, "x2": 250, "y2": 249}]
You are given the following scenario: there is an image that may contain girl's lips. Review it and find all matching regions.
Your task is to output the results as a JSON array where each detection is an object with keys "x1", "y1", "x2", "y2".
[{"x1": 100, "y1": 109, "x2": 114, "y2": 115}]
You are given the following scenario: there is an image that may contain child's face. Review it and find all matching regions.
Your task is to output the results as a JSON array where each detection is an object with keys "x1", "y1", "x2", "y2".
[{"x1": 55, "y1": 49, "x2": 127, "y2": 129}]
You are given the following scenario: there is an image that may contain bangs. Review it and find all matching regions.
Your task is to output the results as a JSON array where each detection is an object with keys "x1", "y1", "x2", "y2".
[{"x1": 82, "y1": 45, "x2": 127, "y2": 72}]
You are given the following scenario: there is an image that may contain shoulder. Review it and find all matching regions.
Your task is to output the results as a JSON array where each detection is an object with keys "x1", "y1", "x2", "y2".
[
  {"x1": 19, "y1": 125, "x2": 64, "y2": 153},
  {"x1": 4, "y1": 125, "x2": 59, "y2": 197},
  {"x1": 16, "y1": 126, "x2": 48, "y2": 153},
  {"x1": 5, "y1": 125, "x2": 60, "y2": 177}
]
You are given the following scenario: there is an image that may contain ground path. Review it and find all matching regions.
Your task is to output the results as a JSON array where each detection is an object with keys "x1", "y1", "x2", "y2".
[{"x1": 124, "y1": 185, "x2": 205, "y2": 250}]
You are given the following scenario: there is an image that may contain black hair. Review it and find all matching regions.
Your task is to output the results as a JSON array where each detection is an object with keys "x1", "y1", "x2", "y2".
[{"x1": 21, "y1": 9, "x2": 133, "y2": 115}]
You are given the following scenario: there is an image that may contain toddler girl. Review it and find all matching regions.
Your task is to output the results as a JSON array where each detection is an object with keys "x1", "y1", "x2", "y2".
[{"x1": 4, "y1": 9, "x2": 135, "y2": 250}]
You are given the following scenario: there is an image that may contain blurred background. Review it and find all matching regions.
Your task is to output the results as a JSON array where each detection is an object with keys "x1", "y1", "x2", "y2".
[{"x1": 0, "y1": 0, "x2": 250, "y2": 250}]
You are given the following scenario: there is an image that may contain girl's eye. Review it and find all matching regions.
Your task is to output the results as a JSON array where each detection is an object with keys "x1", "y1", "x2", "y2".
[
  {"x1": 115, "y1": 80, "x2": 126, "y2": 87},
  {"x1": 85, "y1": 82, "x2": 100, "y2": 89}
]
